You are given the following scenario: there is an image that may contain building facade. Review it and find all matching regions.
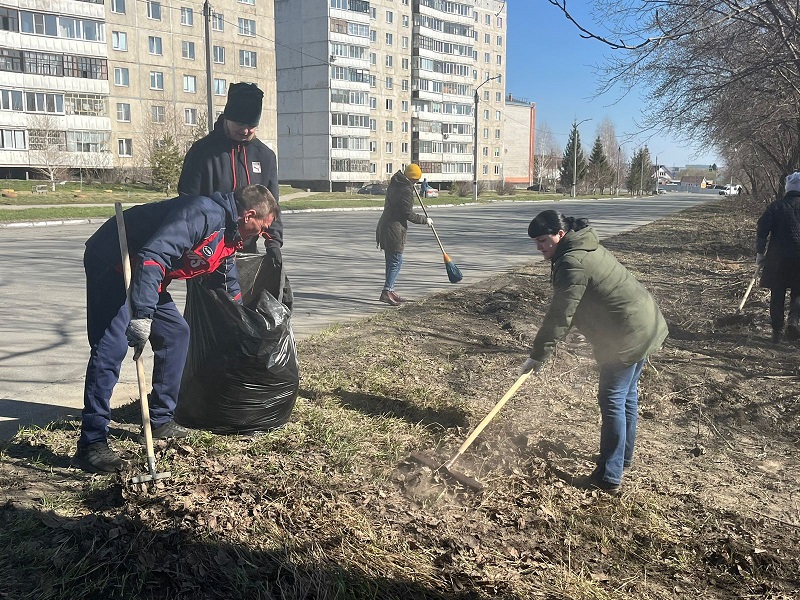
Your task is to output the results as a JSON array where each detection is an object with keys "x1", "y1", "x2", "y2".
[
  {"x1": 276, "y1": 0, "x2": 506, "y2": 191},
  {"x1": 503, "y1": 94, "x2": 535, "y2": 186},
  {"x1": 0, "y1": 0, "x2": 277, "y2": 181}
]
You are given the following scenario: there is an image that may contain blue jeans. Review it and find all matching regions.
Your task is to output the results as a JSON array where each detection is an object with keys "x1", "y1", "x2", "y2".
[
  {"x1": 595, "y1": 358, "x2": 646, "y2": 484},
  {"x1": 383, "y1": 251, "x2": 403, "y2": 291}
]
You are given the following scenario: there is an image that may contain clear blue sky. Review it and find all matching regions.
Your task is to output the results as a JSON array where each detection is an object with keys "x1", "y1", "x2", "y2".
[{"x1": 505, "y1": 2, "x2": 721, "y2": 169}]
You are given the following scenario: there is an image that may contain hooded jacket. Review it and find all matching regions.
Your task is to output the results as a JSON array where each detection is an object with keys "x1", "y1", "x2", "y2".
[
  {"x1": 756, "y1": 190, "x2": 800, "y2": 289},
  {"x1": 376, "y1": 170, "x2": 427, "y2": 253},
  {"x1": 178, "y1": 115, "x2": 282, "y2": 249},
  {"x1": 530, "y1": 227, "x2": 668, "y2": 366},
  {"x1": 85, "y1": 192, "x2": 243, "y2": 319}
]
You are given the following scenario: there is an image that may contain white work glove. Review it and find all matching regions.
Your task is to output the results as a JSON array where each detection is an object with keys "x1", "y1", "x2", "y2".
[
  {"x1": 126, "y1": 318, "x2": 152, "y2": 361},
  {"x1": 756, "y1": 253, "x2": 765, "y2": 266},
  {"x1": 426, "y1": 217, "x2": 434, "y2": 228},
  {"x1": 519, "y1": 358, "x2": 542, "y2": 376}
]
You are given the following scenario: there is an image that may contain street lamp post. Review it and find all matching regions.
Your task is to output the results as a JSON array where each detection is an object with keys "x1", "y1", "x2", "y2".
[
  {"x1": 473, "y1": 75, "x2": 501, "y2": 203},
  {"x1": 571, "y1": 118, "x2": 592, "y2": 198},
  {"x1": 615, "y1": 145, "x2": 622, "y2": 195},
  {"x1": 653, "y1": 153, "x2": 659, "y2": 194}
]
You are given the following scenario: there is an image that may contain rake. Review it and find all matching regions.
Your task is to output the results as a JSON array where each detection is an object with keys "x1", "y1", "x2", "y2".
[
  {"x1": 409, "y1": 371, "x2": 532, "y2": 490},
  {"x1": 412, "y1": 186, "x2": 463, "y2": 283},
  {"x1": 114, "y1": 202, "x2": 172, "y2": 485},
  {"x1": 737, "y1": 264, "x2": 761, "y2": 313}
]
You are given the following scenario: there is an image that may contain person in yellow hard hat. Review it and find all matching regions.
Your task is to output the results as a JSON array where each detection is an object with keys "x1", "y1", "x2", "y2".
[{"x1": 375, "y1": 164, "x2": 434, "y2": 305}]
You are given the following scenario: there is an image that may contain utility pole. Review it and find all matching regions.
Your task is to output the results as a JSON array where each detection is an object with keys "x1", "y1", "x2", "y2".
[
  {"x1": 615, "y1": 145, "x2": 621, "y2": 195},
  {"x1": 639, "y1": 149, "x2": 644, "y2": 196},
  {"x1": 571, "y1": 118, "x2": 592, "y2": 198},
  {"x1": 473, "y1": 75, "x2": 500, "y2": 203},
  {"x1": 203, "y1": 0, "x2": 214, "y2": 133}
]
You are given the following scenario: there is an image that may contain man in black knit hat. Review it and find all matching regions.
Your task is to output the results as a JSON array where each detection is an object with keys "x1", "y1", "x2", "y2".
[{"x1": 179, "y1": 82, "x2": 282, "y2": 260}]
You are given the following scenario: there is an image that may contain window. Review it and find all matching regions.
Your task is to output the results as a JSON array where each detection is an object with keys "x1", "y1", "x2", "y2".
[
  {"x1": 495, "y1": 110, "x2": 501, "y2": 120},
  {"x1": 401, "y1": 100, "x2": 408, "y2": 112},
  {"x1": 369, "y1": 140, "x2": 377, "y2": 152},
  {"x1": 22, "y1": 51, "x2": 62, "y2": 76},
  {"x1": 114, "y1": 67, "x2": 129, "y2": 86},
  {"x1": 494, "y1": 147, "x2": 500, "y2": 157},
  {"x1": 116, "y1": 102, "x2": 130, "y2": 121},
  {"x1": 484, "y1": 52, "x2": 490, "y2": 63},
  {"x1": 369, "y1": 29, "x2": 376, "y2": 42},
  {"x1": 401, "y1": 57, "x2": 409, "y2": 70},
  {"x1": 369, "y1": 96, "x2": 376, "y2": 109},
  {"x1": 484, "y1": 90, "x2": 489, "y2": 101},
  {"x1": 63, "y1": 55, "x2": 107, "y2": 79},
  {"x1": 401, "y1": 79, "x2": 409, "y2": 91},
  {"x1": 370, "y1": 7, "x2": 376, "y2": 18},
  {"x1": 213, "y1": 78, "x2": 226, "y2": 95},
  {"x1": 483, "y1": 165, "x2": 488, "y2": 175},
  {"x1": 402, "y1": 15, "x2": 408, "y2": 27},
  {"x1": 150, "y1": 70, "x2": 164, "y2": 90},
  {"x1": 402, "y1": 36, "x2": 408, "y2": 49},
  {"x1": 386, "y1": 10, "x2": 393, "y2": 23},
  {"x1": 20, "y1": 12, "x2": 57, "y2": 36},
  {"x1": 495, "y1": 128, "x2": 501, "y2": 139},
  {"x1": 496, "y1": 92, "x2": 501, "y2": 102},
  {"x1": 183, "y1": 74, "x2": 196, "y2": 93},
  {"x1": 181, "y1": 7, "x2": 193, "y2": 25},
  {"x1": 498, "y1": 16, "x2": 503, "y2": 27},
  {"x1": 385, "y1": 142, "x2": 393, "y2": 153},
  {"x1": 497, "y1": 55, "x2": 502, "y2": 65},
  {"x1": 148, "y1": 36, "x2": 162, "y2": 55},
  {"x1": 212, "y1": 13, "x2": 223, "y2": 31},
  {"x1": 385, "y1": 98, "x2": 393, "y2": 110},
  {"x1": 482, "y1": 147, "x2": 488, "y2": 156},
  {"x1": 485, "y1": 14, "x2": 491, "y2": 25},
  {"x1": 385, "y1": 55, "x2": 392, "y2": 68},
  {"x1": 496, "y1": 35, "x2": 502, "y2": 46},
  {"x1": 25, "y1": 92, "x2": 63, "y2": 113},
  {"x1": 182, "y1": 41, "x2": 195, "y2": 59},
  {"x1": 485, "y1": 33, "x2": 490, "y2": 43},
  {"x1": 118, "y1": 138, "x2": 132, "y2": 156},
  {"x1": 401, "y1": 142, "x2": 408, "y2": 153},
  {"x1": 213, "y1": 45, "x2": 225, "y2": 64},
  {"x1": 238, "y1": 18, "x2": 255, "y2": 36},
  {"x1": 66, "y1": 131, "x2": 107, "y2": 153},
  {"x1": 385, "y1": 77, "x2": 393, "y2": 89},
  {"x1": 385, "y1": 120, "x2": 393, "y2": 132},
  {"x1": 401, "y1": 122, "x2": 408, "y2": 133},
  {"x1": 147, "y1": 1, "x2": 161, "y2": 20},
  {"x1": 385, "y1": 33, "x2": 393, "y2": 45},
  {"x1": 0, "y1": 129, "x2": 26, "y2": 149},
  {"x1": 111, "y1": 0, "x2": 126, "y2": 14},
  {"x1": 151, "y1": 105, "x2": 165, "y2": 123},
  {"x1": 1, "y1": 89, "x2": 23, "y2": 111},
  {"x1": 494, "y1": 165, "x2": 501, "y2": 175},
  {"x1": 65, "y1": 93, "x2": 106, "y2": 116},
  {"x1": 112, "y1": 31, "x2": 127, "y2": 50},
  {"x1": 483, "y1": 109, "x2": 489, "y2": 119},
  {"x1": 483, "y1": 127, "x2": 488, "y2": 139},
  {"x1": 239, "y1": 50, "x2": 257, "y2": 68},
  {"x1": 369, "y1": 119, "x2": 376, "y2": 131},
  {"x1": 184, "y1": 108, "x2": 197, "y2": 125},
  {"x1": 239, "y1": 0, "x2": 255, "y2": 4},
  {"x1": 386, "y1": 163, "x2": 393, "y2": 174},
  {"x1": 369, "y1": 52, "x2": 376, "y2": 65}
]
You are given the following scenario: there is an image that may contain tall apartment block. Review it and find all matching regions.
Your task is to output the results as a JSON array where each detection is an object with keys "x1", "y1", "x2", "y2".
[
  {"x1": 503, "y1": 93, "x2": 535, "y2": 187},
  {"x1": 276, "y1": 0, "x2": 506, "y2": 191},
  {"x1": 0, "y1": 0, "x2": 276, "y2": 180}
]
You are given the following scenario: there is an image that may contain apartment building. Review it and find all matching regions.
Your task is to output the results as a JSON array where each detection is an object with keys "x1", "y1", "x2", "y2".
[
  {"x1": 503, "y1": 93, "x2": 535, "y2": 186},
  {"x1": 0, "y1": 0, "x2": 276, "y2": 180},
  {"x1": 275, "y1": 0, "x2": 506, "y2": 191}
]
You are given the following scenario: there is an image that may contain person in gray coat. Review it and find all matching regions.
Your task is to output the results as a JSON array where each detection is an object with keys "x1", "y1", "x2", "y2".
[
  {"x1": 756, "y1": 171, "x2": 800, "y2": 342},
  {"x1": 375, "y1": 164, "x2": 433, "y2": 305}
]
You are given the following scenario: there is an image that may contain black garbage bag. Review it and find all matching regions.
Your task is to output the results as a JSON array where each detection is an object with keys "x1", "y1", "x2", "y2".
[{"x1": 175, "y1": 254, "x2": 299, "y2": 434}]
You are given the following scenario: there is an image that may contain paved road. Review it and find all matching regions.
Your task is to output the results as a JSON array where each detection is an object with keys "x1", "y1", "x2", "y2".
[{"x1": 0, "y1": 193, "x2": 712, "y2": 440}]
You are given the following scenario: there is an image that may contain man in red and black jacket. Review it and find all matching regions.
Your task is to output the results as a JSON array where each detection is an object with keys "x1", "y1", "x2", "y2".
[{"x1": 73, "y1": 185, "x2": 278, "y2": 474}]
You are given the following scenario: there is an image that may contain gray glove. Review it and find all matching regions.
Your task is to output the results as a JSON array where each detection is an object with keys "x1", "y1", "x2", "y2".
[
  {"x1": 426, "y1": 217, "x2": 434, "y2": 228},
  {"x1": 519, "y1": 357, "x2": 542, "y2": 376},
  {"x1": 126, "y1": 318, "x2": 152, "y2": 361},
  {"x1": 756, "y1": 253, "x2": 765, "y2": 266}
]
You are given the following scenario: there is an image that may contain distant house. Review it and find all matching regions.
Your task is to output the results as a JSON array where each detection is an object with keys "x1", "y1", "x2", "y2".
[
  {"x1": 680, "y1": 175, "x2": 715, "y2": 188},
  {"x1": 655, "y1": 165, "x2": 673, "y2": 184}
]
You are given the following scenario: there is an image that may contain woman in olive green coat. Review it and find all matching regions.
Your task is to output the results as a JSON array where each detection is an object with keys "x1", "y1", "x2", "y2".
[{"x1": 521, "y1": 210, "x2": 668, "y2": 494}]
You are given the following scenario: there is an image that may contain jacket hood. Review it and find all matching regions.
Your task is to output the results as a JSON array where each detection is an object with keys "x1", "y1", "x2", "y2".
[
  {"x1": 390, "y1": 170, "x2": 412, "y2": 187},
  {"x1": 553, "y1": 227, "x2": 599, "y2": 260},
  {"x1": 209, "y1": 191, "x2": 241, "y2": 244}
]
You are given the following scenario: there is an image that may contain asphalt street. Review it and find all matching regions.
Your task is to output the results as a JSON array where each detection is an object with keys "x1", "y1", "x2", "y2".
[{"x1": 0, "y1": 193, "x2": 714, "y2": 440}]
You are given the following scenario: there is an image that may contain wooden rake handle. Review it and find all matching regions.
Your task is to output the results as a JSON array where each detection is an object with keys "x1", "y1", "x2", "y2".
[
  {"x1": 737, "y1": 264, "x2": 761, "y2": 313},
  {"x1": 443, "y1": 371, "x2": 532, "y2": 470},
  {"x1": 114, "y1": 202, "x2": 158, "y2": 478}
]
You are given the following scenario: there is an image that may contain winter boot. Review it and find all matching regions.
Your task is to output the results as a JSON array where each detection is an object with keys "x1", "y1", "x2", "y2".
[{"x1": 786, "y1": 318, "x2": 799, "y2": 341}]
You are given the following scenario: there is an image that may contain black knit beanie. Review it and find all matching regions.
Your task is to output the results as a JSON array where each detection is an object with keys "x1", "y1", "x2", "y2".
[{"x1": 223, "y1": 82, "x2": 263, "y2": 126}]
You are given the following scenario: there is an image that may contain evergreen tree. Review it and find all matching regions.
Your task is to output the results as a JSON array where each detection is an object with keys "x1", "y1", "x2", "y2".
[
  {"x1": 151, "y1": 134, "x2": 183, "y2": 194},
  {"x1": 559, "y1": 122, "x2": 587, "y2": 194},
  {"x1": 586, "y1": 136, "x2": 613, "y2": 193},
  {"x1": 625, "y1": 147, "x2": 655, "y2": 196}
]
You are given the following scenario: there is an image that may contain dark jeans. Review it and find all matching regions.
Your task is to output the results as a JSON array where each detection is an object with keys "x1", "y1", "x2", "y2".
[
  {"x1": 80, "y1": 262, "x2": 189, "y2": 447},
  {"x1": 595, "y1": 358, "x2": 646, "y2": 484},
  {"x1": 769, "y1": 287, "x2": 800, "y2": 331}
]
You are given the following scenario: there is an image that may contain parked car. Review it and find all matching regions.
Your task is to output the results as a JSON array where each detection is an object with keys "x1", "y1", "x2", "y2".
[
  {"x1": 719, "y1": 184, "x2": 743, "y2": 196},
  {"x1": 357, "y1": 183, "x2": 388, "y2": 195},
  {"x1": 424, "y1": 187, "x2": 439, "y2": 198}
]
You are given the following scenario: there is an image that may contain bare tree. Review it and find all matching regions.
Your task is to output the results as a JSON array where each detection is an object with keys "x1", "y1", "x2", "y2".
[
  {"x1": 534, "y1": 121, "x2": 561, "y2": 191},
  {"x1": 27, "y1": 115, "x2": 69, "y2": 191}
]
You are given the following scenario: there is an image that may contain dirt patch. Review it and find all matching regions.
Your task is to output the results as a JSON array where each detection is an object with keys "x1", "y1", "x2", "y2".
[{"x1": 1, "y1": 197, "x2": 799, "y2": 599}]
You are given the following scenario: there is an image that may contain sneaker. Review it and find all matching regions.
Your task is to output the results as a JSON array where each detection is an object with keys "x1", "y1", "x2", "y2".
[
  {"x1": 379, "y1": 290, "x2": 400, "y2": 306},
  {"x1": 572, "y1": 472, "x2": 621, "y2": 495},
  {"x1": 142, "y1": 420, "x2": 190, "y2": 442},
  {"x1": 72, "y1": 442, "x2": 124, "y2": 474}
]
